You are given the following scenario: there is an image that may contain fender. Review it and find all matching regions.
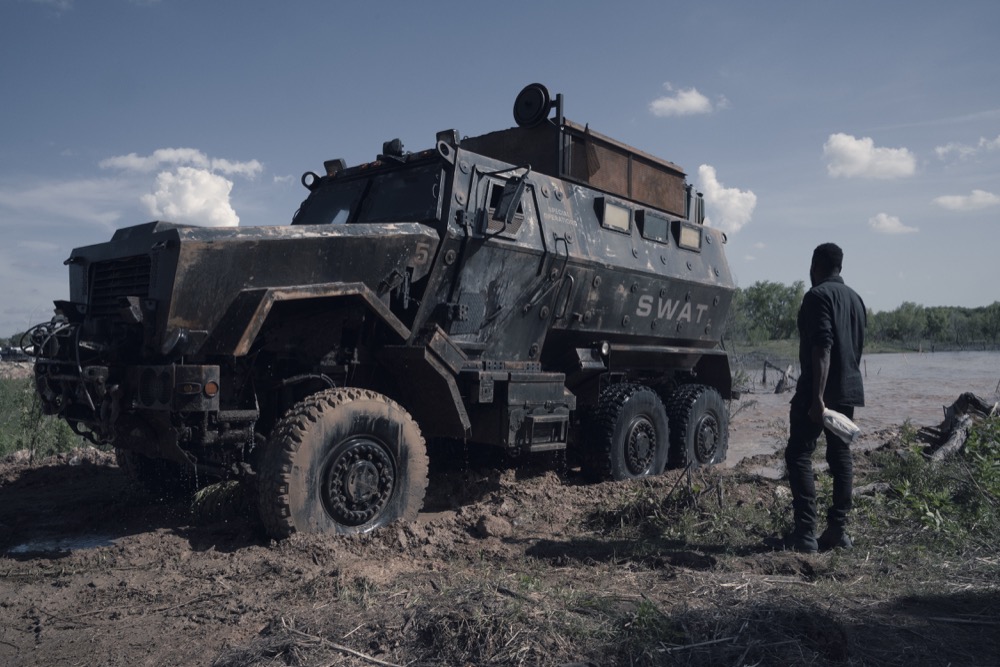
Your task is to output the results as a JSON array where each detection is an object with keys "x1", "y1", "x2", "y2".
[
  {"x1": 205, "y1": 283, "x2": 473, "y2": 437},
  {"x1": 204, "y1": 282, "x2": 411, "y2": 357}
]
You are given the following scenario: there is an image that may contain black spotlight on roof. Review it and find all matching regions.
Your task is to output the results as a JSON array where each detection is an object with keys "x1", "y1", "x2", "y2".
[{"x1": 513, "y1": 83, "x2": 559, "y2": 127}]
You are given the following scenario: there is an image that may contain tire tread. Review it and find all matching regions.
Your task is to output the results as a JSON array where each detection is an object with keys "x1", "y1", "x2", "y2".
[{"x1": 257, "y1": 388, "x2": 428, "y2": 539}]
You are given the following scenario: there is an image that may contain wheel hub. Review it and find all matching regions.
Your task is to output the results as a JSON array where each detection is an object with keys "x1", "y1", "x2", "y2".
[
  {"x1": 322, "y1": 439, "x2": 395, "y2": 527},
  {"x1": 344, "y1": 459, "x2": 380, "y2": 505},
  {"x1": 625, "y1": 417, "x2": 657, "y2": 475},
  {"x1": 695, "y1": 414, "x2": 720, "y2": 463}
]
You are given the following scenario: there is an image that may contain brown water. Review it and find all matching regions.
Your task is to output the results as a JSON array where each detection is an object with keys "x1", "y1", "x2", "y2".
[
  {"x1": 727, "y1": 351, "x2": 1000, "y2": 466},
  {"x1": 857, "y1": 351, "x2": 999, "y2": 429}
]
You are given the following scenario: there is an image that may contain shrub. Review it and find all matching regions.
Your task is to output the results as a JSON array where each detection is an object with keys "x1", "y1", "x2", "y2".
[
  {"x1": 857, "y1": 415, "x2": 1000, "y2": 552},
  {"x1": 0, "y1": 377, "x2": 81, "y2": 459}
]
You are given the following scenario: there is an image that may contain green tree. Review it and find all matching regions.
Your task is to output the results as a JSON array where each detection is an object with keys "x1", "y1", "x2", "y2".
[
  {"x1": 981, "y1": 301, "x2": 1000, "y2": 345},
  {"x1": 925, "y1": 307, "x2": 949, "y2": 345},
  {"x1": 736, "y1": 280, "x2": 804, "y2": 341},
  {"x1": 4, "y1": 331, "x2": 28, "y2": 348},
  {"x1": 948, "y1": 309, "x2": 971, "y2": 347},
  {"x1": 886, "y1": 302, "x2": 926, "y2": 346}
]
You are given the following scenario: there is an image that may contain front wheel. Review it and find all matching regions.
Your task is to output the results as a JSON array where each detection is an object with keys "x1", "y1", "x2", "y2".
[
  {"x1": 257, "y1": 388, "x2": 428, "y2": 538},
  {"x1": 666, "y1": 384, "x2": 729, "y2": 468}
]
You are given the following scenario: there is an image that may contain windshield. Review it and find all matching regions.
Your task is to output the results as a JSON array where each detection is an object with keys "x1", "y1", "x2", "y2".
[{"x1": 292, "y1": 164, "x2": 443, "y2": 226}]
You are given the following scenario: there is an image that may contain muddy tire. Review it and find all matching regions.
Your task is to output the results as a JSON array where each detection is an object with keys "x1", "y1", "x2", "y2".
[
  {"x1": 257, "y1": 388, "x2": 428, "y2": 538},
  {"x1": 191, "y1": 480, "x2": 255, "y2": 525},
  {"x1": 666, "y1": 384, "x2": 729, "y2": 468},
  {"x1": 583, "y1": 383, "x2": 669, "y2": 481}
]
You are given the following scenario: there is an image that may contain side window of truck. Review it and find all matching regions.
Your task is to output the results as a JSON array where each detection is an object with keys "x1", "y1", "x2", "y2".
[
  {"x1": 636, "y1": 210, "x2": 670, "y2": 245},
  {"x1": 484, "y1": 179, "x2": 525, "y2": 236},
  {"x1": 595, "y1": 197, "x2": 631, "y2": 234}
]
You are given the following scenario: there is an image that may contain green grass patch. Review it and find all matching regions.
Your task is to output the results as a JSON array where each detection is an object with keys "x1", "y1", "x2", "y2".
[
  {"x1": 0, "y1": 376, "x2": 81, "y2": 459},
  {"x1": 854, "y1": 417, "x2": 1000, "y2": 555},
  {"x1": 590, "y1": 416, "x2": 1000, "y2": 566}
]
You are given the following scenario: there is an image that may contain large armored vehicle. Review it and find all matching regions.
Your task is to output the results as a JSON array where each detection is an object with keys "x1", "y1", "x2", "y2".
[{"x1": 31, "y1": 84, "x2": 737, "y2": 537}]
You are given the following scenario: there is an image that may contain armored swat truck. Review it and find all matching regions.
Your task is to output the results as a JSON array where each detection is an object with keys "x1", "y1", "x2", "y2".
[{"x1": 31, "y1": 84, "x2": 737, "y2": 537}]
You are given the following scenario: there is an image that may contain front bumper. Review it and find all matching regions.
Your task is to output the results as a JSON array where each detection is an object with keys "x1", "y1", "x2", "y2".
[{"x1": 35, "y1": 360, "x2": 220, "y2": 423}]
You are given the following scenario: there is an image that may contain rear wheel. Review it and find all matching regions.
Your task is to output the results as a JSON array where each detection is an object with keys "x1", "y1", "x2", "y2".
[
  {"x1": 583, "y1": 383, "x2": 669, "y2": 481},
  {"x1": 257, "y1": 388, "x2": 428, "y2": 538},
  {"x1": 666, "y1": 384, "x2": 729, "y2": 468}
]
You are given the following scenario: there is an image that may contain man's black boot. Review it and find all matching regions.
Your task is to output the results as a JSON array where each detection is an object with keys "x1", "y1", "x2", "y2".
[
  {"x1": 817, "y1": 527, "x2": 853, "y2": 551},
  {"x1": 782, "y1": 531, "x2": 818, "y2": 554}
]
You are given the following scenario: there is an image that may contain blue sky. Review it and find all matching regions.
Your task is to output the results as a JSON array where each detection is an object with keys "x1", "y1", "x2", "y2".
[{"x1": 1, "y1": 0, "x2": 998, "y2": 336}]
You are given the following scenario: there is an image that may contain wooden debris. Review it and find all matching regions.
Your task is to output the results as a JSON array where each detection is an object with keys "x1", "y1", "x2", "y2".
[
  {"x1": 928, "y1": 392, "x2": 996, "y2": 461},
  {"x1": 763, "y1": 361, "x2": 797, "y2": 394}
]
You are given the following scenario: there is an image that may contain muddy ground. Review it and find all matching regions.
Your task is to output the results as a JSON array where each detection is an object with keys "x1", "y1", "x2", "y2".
[{"x1": 1, "y1": 361, "x2": 998, "y2": 666}]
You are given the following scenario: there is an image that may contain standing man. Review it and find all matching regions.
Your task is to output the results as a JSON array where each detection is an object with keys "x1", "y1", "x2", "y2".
[{"x1": 784, "y1": 243, "x2": 866, "y2": 553}]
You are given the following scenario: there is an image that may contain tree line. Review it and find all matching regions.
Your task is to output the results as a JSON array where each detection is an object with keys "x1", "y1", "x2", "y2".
[
  {"x1": 2, "y1": 284, "x2": 998, "y2": 351},
  {"x1": 724, "y1": 280, "x2": 1000, "y2": 349}
]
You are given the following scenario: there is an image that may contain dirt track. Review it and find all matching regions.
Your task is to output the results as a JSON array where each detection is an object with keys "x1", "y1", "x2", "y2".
[{"x1": 1, "y1": 356, "x2": 997, "y2": 665}]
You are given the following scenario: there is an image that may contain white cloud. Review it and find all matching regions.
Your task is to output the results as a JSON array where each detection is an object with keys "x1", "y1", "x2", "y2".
[
  {"x1": 99, "y1": 148, "x2": 206, "y2": 172},
  {"x1": 99, "y1": 147, "x2": 262, "y2": 227},
  {"x1": 934, "y1": 142, "x2": 978, "y2": 161},
  {"x1": 823, "y1": 133, "x2": 916, "y2": 179},
  {"x1": 697, "y1": 164, "x2": 756, "y2": 234},
  {"x1": 100, "y1": 148, "x2": 262, "y2": 178},
  {"x1": 935, "y1": 134, "x2": 1000, "y2": 161},
  {"x1": 933, "y1": 189, "x2": 1000, "y2": 211},
  {"x1": 141, "y1": 167, "x2": 239, "y2": 227},
  {"x1": 211, "y1": 158, "x2": 263, "y2": 178},
  {"x1": 869, "y1": 212, "x2": 918, "y2": 234},
  {"x1": 649, "y1": 83, "x2": 717, "y2": 117}
]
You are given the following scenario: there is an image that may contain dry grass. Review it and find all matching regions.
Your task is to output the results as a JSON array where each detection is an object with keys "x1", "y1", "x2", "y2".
[
  {"x1": 211, "y1": 556, "x2": 999, "y2": 666},
  {"x1": 210, "y1": 437, "x2": 1000, "y2": 667}
]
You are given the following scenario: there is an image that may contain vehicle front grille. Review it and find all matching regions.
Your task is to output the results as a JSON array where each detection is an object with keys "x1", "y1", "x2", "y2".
[{"x1": 89, "y1": 255, "x2": 153, "y2": 319}]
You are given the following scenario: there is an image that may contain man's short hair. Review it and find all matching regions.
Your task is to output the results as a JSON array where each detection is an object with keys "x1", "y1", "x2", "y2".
[{"x1": 813, "y1": 243, "x2": 844, "y2": 273}]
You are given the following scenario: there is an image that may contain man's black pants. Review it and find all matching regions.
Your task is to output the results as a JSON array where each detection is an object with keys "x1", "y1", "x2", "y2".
[{"x1": 784, "y1": 404, "x2": 855, "y2": 536}]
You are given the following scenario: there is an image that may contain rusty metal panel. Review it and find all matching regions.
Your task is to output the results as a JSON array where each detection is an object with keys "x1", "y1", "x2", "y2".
[
  {"x1": 631, "y1": 157, "x2": 687, "y2": 216},
  {"x1": 460, "y1": 123, "x2": 559, "y2": 174},
  {"x1": 462, "y1": 120, "x2": 687, "y2": 216},
  {"x1": 577, "y1": 139, "x2": 631, "y2": 200}
]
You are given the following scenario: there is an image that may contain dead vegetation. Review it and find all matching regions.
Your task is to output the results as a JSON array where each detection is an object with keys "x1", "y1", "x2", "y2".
[{"x1": 1, "y1": 398, "x2": 999, "y2": 666}]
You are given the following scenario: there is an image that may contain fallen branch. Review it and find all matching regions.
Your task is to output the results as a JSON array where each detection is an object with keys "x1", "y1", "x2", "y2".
[
  {"x1": 662, "y1": 635, "x2": 736, "y2": 653},
  {"x1": 280, "y1": 618, "x2": 403, "y2": 667},
  {"x1": 151, "y1": 593, "x2": 228, "y2": 614},
  {"x1": 931, "y1": 414, "x2": 973, "y2": 462},
  {"x1": 929, "y1": 393, "x2": 995, "y2": 461},
  {"x1": 314, "y1": 641, "x2": 404, "y2": 667},
  {"x1": 926, "y1": 616, "x2": 1000, "y2": 626},
  {"x1": 765, "y1": 361, "x2": 797, "y2": 394},
  {"x1": 855, "y1": 482, "x2": 892, "y2": 496}
]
